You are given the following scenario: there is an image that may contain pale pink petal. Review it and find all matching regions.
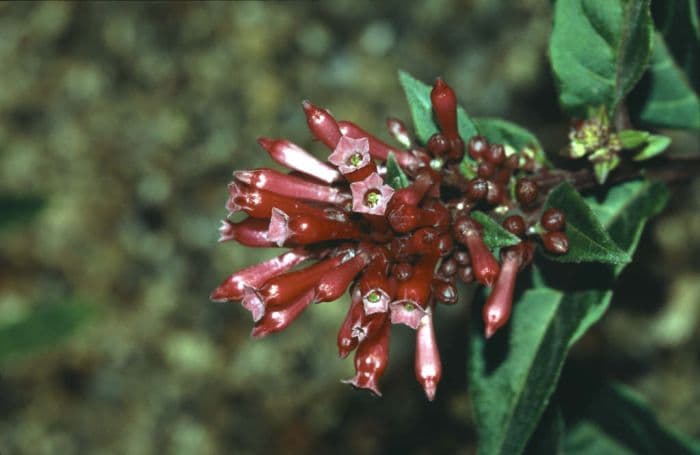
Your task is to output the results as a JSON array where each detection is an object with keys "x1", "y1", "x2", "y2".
[
  {"x1": 349, "y1": 172, "x2": 395, "y2": 216},
  {"x1": 328, "y1": 136, "x2": 371, "y2": 174},
  {"x1": 389, "y1": 300, "x2": 428, "y2": 329}
]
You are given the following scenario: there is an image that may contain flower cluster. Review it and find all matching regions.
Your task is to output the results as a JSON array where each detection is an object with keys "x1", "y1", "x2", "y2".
[{"x1": 211, "y1": 78, "x2": 569, "y2": 399}]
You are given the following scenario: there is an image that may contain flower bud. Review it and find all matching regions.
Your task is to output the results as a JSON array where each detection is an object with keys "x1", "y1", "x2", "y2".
[
  {"x1": 257, "y1": 137, "x2": 341, "y2": 184},
  {"x1": 315, "y1": 252, "x2": 370, "y2": 303},
  {"x1": 218, "y1": 218, "x2": 275, "y2": 247},
  {"x1": 251, "y1": 288, "x2": 316, "y2": 338},
  {"x1": 453, "y1": 216, "x2": 500, "y2": 287},
  {"x1": 432, "y1": 278, "x2": 457, "y2": 305},
  {"x1": 466, "y1": 178, "x2": 488, "y2": 202},
  {"x1": 541, "y1": 208, "x2": 566, "y2": 232},
  {"x1": 268, "y1": 209, "x2": 362, "y2": 247},
  {"x1": 337, "y1": 287, "x2": 364, "y2": 358},
  {"x1": 482, "y1": 247, "x2": 521, "y2": 338},
  {"x1": 302, "y1": 100, "x2": 342, "y2": 149},
  {"x1": 515, "y1": 178, "x2": 538, "y2": 206},
  {"x1": 503, "y1": 215, "x2": 526, "y2": 238},
  {"x1": 210, "y1": 249, "x2": 310, "y2": 303},
  {"x1": 467, "y1": 135, "x2": 489, "y2": 160},
  {"x1": 386, "y1": 117, "x2": 412, "y2": 148},
  {"x1": 430, "y1": 78, "x2": 458, "y2": 141},
  {"x1": 228, "y1": 182, "x2": 329, "y2": 220},
  {"x1": 542, "y1": 231, "x2": 569, "y2": 254},
  {"x1": 484, "y1": 144, "x2": 506, "y2": 165},
  {"x1": 234, "y1": 168, "x2": 349, "y2": 205},
  {"x1": 415, "y1": 311, "x2": 442, "y2": 401}
]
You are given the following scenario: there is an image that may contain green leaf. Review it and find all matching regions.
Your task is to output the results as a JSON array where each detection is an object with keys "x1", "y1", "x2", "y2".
[
  {"x1": 0, "y1": 194, "x2": 45, "y2": 231},
  {"x1": 652, "y1": 0, "x2": 700, "y2": 91},
  {"x1": 0, "y1": 301, "x2": 95, "y2": 364},
  {"x1": 469, "y1": 287, "x2": 607, "y2": 455},
  {"x1": 469, "y1": 180, "x2": 669, "y2": 454},
  {"x1": 398, "y1": 70, "x2": 479, "y2": 145},
  {"x1": 474, "y1": 118, "x2": 542, "y2": 152},
  {"x1": 541, "y1": 182, "x2": 630, "y2": 264},
  {"x1": 634, "y1": 34, "x2": 700, "y2": 130},
  {"x1": 385, "y1": 152, "x2": 410, "y2": 189},
  {"x1": 564, "y1": 384, "x2": 700, "y2": 454},
  {"x1": 398, "y1": 70, "x2": 438, "y2": 144},
  {"x1": 617, "y1": 129, "x2": 649, "y2": 148},
  {"x1": 524, "y1": 402, "x2": 565, "y2": 455},
  {"x1": 549, "y1": 0, "x2": 653, "y2": 115},
  {"x1": 471, "y1": 211, "x2": 521, "y2": 252},
  {"x1": 633, "y1": 134, "x2": 671, "y2": 161}
]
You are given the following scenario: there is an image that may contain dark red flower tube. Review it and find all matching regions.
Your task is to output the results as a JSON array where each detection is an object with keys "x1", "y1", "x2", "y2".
[
  {"x1": 358, "y1": 249, "x2": 394, "y2": 315},
  {"x1": 342, "y1": 316, "x2": 390, "y2": 396},
  {"x1": 250, "y1": 288, "x2": 316, "y2": 338},
  {"x1": 431, "y1": 78, "x2": 458, "y2": 140},
  {"x1": 217, "y1": 218, "x2": 276, "y2": 247},
  {"x1": 227, "y1": 182, "x2": 330, "y2": 220},
  {"x1": 233, "y1": 168, "x2": 349, "y2": 205},
  {"x1": 257, "y1": 137, "x2": 341, "y2": 184},
  {"x1": 302, "y1": 100, "x2": 342, "y2": 149},
  {"x1": 267, "y1": 208, "x2": 363, "y2": 247},
  {"x1": 210, "y1": 249, "x2": 311, "y2": 303},
  {"x1": 415, "y1": 310, "x2": 442, "y2": 401},
  {"x1": 338, "y1": 120, "x2": 419, "y2": 169},
  {"x1": 247, "y1": 253, "x2": 348, "y2": 311},
  {"x1": 482, "y1": 247, "x2": 522, "y2": 338},
  {"x1": 315, "y1": 251, "x2": 371, "y2": 303},
  {"x1": 452, "y1": 216, "x2": 501, "y2": 287},
  {"x1": 337, "y1": 287, "x2": 364, "y2": 358}
]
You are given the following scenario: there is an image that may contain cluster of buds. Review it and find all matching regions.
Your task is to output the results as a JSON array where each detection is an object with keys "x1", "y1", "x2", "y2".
[
  {"x1": 211, "y1": 78, "x2": 568, "y2": 399},
  {"x1": 567, "y1": 107, "x2": 622, "y2": 183}
]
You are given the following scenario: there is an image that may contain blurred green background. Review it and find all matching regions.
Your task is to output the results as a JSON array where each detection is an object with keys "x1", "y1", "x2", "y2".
[{"x1": 0, "y1": 1, "x2": 698, "y2": 454}]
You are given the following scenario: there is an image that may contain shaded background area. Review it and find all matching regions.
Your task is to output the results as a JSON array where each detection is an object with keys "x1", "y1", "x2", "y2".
[{"x1": 0, "y1": 1, "x2": 698, "y2": 454}]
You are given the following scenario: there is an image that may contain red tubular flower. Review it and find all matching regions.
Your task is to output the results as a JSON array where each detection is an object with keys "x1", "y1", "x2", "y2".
[
  {"x1": 217, "y1": 218, "x2": 275, "y2": 247},
  {"x1": 338, "y1": 120, "x2": 420, "y2": 169},
  {"x1": 415, "y1": 310, "x2": 442, "y2": 401},
  {"x1": 227, "y1": 182, "x2": 330, "y2": 220},
  {"x1": 251, "y1": 288, "x2": 316, "y2": 338},
  {"x1": 482, "y1": 247, "x2": 522, "y2": 338},
  {"x1": 233, "y1": 168, "x2": 349, "y2": 205},
  {"x1": 257, "y1": 137, "x2": 341, "y2": 184},
  {"x1": 453, "y1": 216, "x2": 501, "y2": 287},
  {"x1": 268, "y1": 208, "x2": 362, "y2": 247},
  {"x1": 430, "y1": 78, "x2": 463, "y2": 161},
  {"x1": 210, "y1": 249, "x2": 311, "y2": 303},
  {"x1": 245, "y1": 253, "x2": 348, "y2": 312},
  {"x1": 302, "y1": 100, "x2": 342, "y2": 149},
  {"x1": 342, "y1": 315, "x2": 390, "y2": 396},
  {"x1": 337, "y1": 287, "x2": 364, "y2": 358},
  {"x1": 212, "y1": 77, "x2": 564, "y2": 398},
  {"x1": 315, "y1": 251, "x2": 371, "y2": 303}
]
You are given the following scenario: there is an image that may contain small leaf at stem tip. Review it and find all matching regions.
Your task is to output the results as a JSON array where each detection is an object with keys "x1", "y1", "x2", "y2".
[
  {"x1": 633, "y1": 134, "x2": 671, "y2": 161},
  {"x1": 617, "y1": 129, "x2": 650, "y2": 149}
]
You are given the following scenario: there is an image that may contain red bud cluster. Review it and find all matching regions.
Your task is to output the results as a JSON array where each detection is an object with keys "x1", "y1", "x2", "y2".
[{"x1": 211, "y1": 78, "x2": 568, "y2": 399}]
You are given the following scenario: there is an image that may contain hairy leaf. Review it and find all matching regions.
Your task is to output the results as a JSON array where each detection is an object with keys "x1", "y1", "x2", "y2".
[
  {"x1": 474, "y1": 118, "x2": 542, "y2": 152},
  {"x1": 541, "y1": 182, "x2": 630, "y2": 264},
  {"x1": 385, "y1": 152, "x2": 410, "y2": 189},
  {"x1": 634, "y1": 34, "x2": 700, "y2": 130},
  {"x1": 469, "y1": 180, "x2": 669, "y2": 454},
  {"x1": 564, "y1": 384, "x2": 700, "y2": 454},
  {"x1": 469, "y1": 288, "x2": 606, "y2": 455},
  {"x1": 549, "y1": 0, "x2": 653, "y2": 115},
  {"x1": 471, "y1": 211, "x2": 521, "y2": 253}
]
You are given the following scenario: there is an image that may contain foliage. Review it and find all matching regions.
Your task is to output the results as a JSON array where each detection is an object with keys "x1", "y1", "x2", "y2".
[{"x1": 397, "y1": 0, "x2": 699, "y2": 451}]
